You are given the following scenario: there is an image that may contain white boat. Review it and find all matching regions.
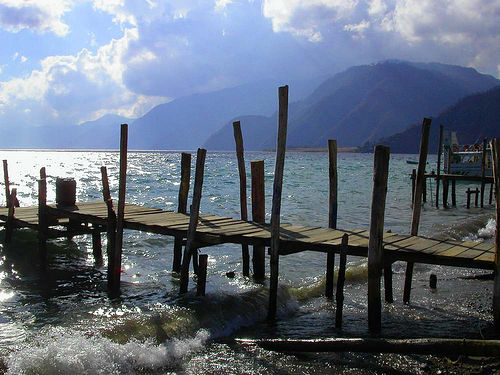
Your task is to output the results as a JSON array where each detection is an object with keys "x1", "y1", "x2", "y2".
[{"x1": 442, "y1": 131, "x2": 492, "y2": 176}]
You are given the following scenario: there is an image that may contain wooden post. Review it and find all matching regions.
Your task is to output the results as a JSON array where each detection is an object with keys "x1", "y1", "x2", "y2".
[
  {"x1": 268, "y1": 85, "x2": 288, "y2": 320},
  {"x1": 92, "y1": 229, "x2": 103, "y2": 266},
  {"x1": 326, "y1": 139, "x2": 338, "y2": 298},
  {"x1": 475, "y1": 187, "x2": 479, "y2": 207},
  {"x1": 435, "y1": 125, "x2": 443, "y2": 208},
  {"x1": 233, "y1": 121, "x2": 250, "y2": 277},
  {"x1": 101, "y1": 166, "x2": 117, "y2": 285},
  {"x1": 109, "y1": 124, "x2": 128, "y2": 295},
  {"x1": 367, "y1": 145, "x2": 390, "y2": 332},
  {"x1": 467, "y1": 188, "x2": 471, "y2": 209},
  {"x1": 3, "y1": 160, "x2": 10, "y2": 207},
  {"x1": 404, "y1": 118, "x2": 431, "y2": 305},
  {"x1": 481, "y1": 138, "x2": 488, "y2": 208},
  {"x1": 422, "y1": 176, "x2": 427, "y2": 203},
  {"x1": 490, "y1": 138, "x2": 500, "y2": 333},
  {"x1": 491, "y1": 182, "x2": 494, "y2": 205},
  {"x1": 451, "y1": 180, "x2": 456, "y2": 207},
  {"x1": 411, "y1": 169, "x2": 416, "y2": 205},
  {"x1": 335, "y1": 234, "x2": 348, "y2": 328},
  {"x1": 173, "y1": 152, "x2": 191, "y2": 273},
  {"x1": 443, "y1": 179, "x2": 449, "y2": 208},
  {"x1": 38, "y1": 177, "x2": 48, "y2": 268},
  {"x1": 180, "y1": 148, "x2": 207, "y2": 294},
  {"x1": 197, "y1": 254, "x2": 208, "y2": 296},
  {"x1": 251, "y1": 160, "x2": 265, "y2": 280},
  {"x1": 5, "y1": 188, "x2": 16, "y2": 242}
]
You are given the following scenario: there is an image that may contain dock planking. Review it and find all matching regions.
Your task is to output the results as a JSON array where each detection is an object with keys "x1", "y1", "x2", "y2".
[{"x1": 0, "y1": 201, "x2": 495, "y2": 270}]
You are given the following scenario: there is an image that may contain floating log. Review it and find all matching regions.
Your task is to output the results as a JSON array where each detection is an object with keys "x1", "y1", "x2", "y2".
[
  {"x1": 404, "y1": 118, "x2": 431, "y2": 304},
  {"x1": 233, "y1": 121, "x2": 250, "y2": 277},
  {"x1": 235, "y1": 337, "x2": 500, "y2": 357},
  {"x1": 490, "y1": 138, "x2": 500, "y2": 332},
  {"x1": 435, "y1": 125, "x2": 443, "y2": 208},
  {"x1": 368, "y1": 145, "x2": 390, "y2": 332},
  {"x1": 173, "y1": 152, "x2": 191, "y2": 273},
  {"x1": 268, "y1": 85, "x2": 288, "y2": 320},
  {"x1": 326, "y1": 139, "x2": 338, "y2": 298},
  {"x1": 335, "y1": 233, "x2": 348, "y2": 328},
  {"x1": 251, "y1": 160, "x2": 265, "y2": 280},
  {"x1": 180, "y1": 148, "x2": 207, "y2": 294}
]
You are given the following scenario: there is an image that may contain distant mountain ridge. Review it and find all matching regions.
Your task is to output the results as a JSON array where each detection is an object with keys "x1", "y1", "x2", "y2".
[
  {"x1": 204, "y1": 61, "x2": 499, "y2": 150},
  {"x1": 364, "y1": 85, "x2": 500, "y2": 154}
]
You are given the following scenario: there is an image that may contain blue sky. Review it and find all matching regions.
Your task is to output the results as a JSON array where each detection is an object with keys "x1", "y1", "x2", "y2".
[{"x1": 0, "y1": 0, "x2": 499, "y2": 128}]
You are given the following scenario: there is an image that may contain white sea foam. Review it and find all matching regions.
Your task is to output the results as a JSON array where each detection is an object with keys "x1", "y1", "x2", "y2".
[
  {"x1": 477, "y1": 218, "x2": 496, "y2": 239},
  {"x1": 6, "y1": 328, "x2": 209, "y2": 375}
]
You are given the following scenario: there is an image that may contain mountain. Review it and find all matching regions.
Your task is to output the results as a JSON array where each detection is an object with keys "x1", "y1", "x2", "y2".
[
  {"x1": 364, "y1": 85, "x2": 500, "y2": 154},
  {"x1": 203, "y1": 61, "x2": 499, "y2": 151},
  {"x1": 127, "y1": 77, "x2": 325, "y2": 150}
]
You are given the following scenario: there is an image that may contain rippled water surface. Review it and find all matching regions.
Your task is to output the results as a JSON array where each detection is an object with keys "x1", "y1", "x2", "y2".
[{"x1": 0, "y1": 150, "x2": 496, "y2": 374}]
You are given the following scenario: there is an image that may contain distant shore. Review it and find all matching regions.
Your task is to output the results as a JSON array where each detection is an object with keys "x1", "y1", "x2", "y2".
[{"x1": 264, "y1": 147, "x2": 359, "y2": 152}]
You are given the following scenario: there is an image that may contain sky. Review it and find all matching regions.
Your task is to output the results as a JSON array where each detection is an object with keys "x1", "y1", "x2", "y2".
[{"x1": 0, "y1": 0, "x2": 499, "y2": 129}]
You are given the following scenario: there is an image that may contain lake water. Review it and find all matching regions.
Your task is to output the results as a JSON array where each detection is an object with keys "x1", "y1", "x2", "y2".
[{"x1": 0, "y1": 150, "x2": 496, "y2": 374}]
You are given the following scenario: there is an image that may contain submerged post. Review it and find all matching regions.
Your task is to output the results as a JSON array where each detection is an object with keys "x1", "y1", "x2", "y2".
[
  {"x1": 491, "y1": 138, "x2": 500, "y2": 333},
  {"x1": 326, "y1": 139, "x2": 338, "y2": 298},
  {"x1": 109, "y1": 124, "x2": 128, "y2": 295},
  {"x1": 251, "y1": 160, "x2": 265, "y2": 280},
  {"x1": 335, "y1": 234, "x2": 349, "y2": 328},
  {"x1": 268, "y1": 85, "x2": 288, "y2": 320},
  {"x1": 367, "y1": 145, "x2": 390, "y2": 332},
  {"x1": 180, "y1": 148, "x2": 207, "y2": 294},
  {"x1": 173, "y1": 152, "x2": 191, "y2": 273},
  {"x1": 435, "y1": 125, "x2": 443, "y2": 208},
  {"x1": 233, "y1": 121, "x2": 250, "y2": 277},
  {"x1": 404, "y1": 118, "x2": 431, "y2": 304}
]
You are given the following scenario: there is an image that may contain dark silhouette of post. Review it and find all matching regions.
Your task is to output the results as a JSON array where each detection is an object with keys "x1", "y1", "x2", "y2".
[
  {"x1": 251, "y1": 160, "x2": 265, "y2": 280},
  {"x1": 326, "y1": 139, "x2": 338, "y2": 298},
  {"x1": 172, "y1": 152, "x2": 191, "y2": 273}
]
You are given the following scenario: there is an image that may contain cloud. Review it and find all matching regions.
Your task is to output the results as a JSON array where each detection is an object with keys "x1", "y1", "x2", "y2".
[{"x1": 0, "y1": 0, "x2": 72, "y2": 36}]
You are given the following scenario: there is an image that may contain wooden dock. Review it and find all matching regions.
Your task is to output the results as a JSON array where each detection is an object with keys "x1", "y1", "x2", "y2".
[{"x1": 0, "y1": 201, "x2": 495, "y2": 270}]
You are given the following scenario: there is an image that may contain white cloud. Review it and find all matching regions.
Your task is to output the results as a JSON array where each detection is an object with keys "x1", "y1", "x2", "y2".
[{"x1": 0, "y1": 0, "x2": 73, "y2": 36}]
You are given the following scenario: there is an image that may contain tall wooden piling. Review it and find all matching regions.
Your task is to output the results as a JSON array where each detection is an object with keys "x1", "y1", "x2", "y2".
[
  {"x1": 435, "y1": 125, "x2": 443, "y2": 208},
  {"x1": 197, "y1": 254, "x2": 208, "y2": 296},
  {"x1": 109, "y1": 124, "x2": 128, "y2": 295},
  {"x1": 173, "y1": 152, "x2": 191, "y2": 273},
  {"x1": 38, "y1": 176, "x2": 48, "y2": 268},
  {"x1": 92, "y1": 229, "x2": 103, "y2": 266},
  {"x1": 326, "y1": 139, "x2": 338, "y2": 298},
  {"x1": 268, "y1": 85, "x2": 288, "y2": 320},
  {"x1": 180, "y1": 148, "x2": 207, "y2": 294},
  {"x1": 367, "y1": 145, "x2": 390, "y2": 332},
  {"x1": 491, "y1": 138, "x2": 500, "y2": 333},
  {"x1": 5, "y1": 188, "x2": 16, "y2": 242},
  {"x1": 335, "y1": 234, "x2": 349, "y2": 328},
  {"x1": 251, "y1": 160, "x2": 265, "y2": 280},
  {"x1": 3, "y1": 160, "x2": 10, "y2": 207},
  {"x1": 443, "y1": 179, "x2": 449, "y2": 208},
  {"x1": 481, "y1": 138, "x2": 487, "y2": 208},
  {"x1": 101, "y1": 166, "x2": 117, "y2": 284},
  {"x1": 451, "y1": 180, "x2": 456, "y2": 207},
  {"x1": 233, "y1": 121, "x2": 250, "y2": 277},
  {"x1": 404, "y1": 118, "x2": 431, "y2": 304}
]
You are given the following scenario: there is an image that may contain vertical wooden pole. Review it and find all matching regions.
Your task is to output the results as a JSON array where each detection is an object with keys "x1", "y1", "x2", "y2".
[
  {"x1": 326, "y1": 139, "x2": 338, "y2": 298},
  {"x1": 3, "y1": 160, "x2": 10, "y2": 207},
  {"x1": 490, "y1": 138, "x2": 500, "y2": 333},
  {"x1": 197, "y1": 254, "x2": 208, "y2": 296},
  {"x1": 335, "y1": 234, "x2": 348, "y2": 328},
  {"x1": 251, "y1": 160, "x2": 265, "y2": 280},
  {"x1": 475, "y1": 187, "x2": 479, "y2": 207},
  {"x1": 92, "y1": 229, "x2": 103, "y2": 266},
  {"x1": 268, "y1": 85, "x2": 288, "y2": 320},
  {"x1": 422, "y1": 176, "x2": 427, "y2": 203},
  {"x1": 384, "y1": 263, "x2": 394, "y2": 303},
  {"x1": 411, "y1": 169, "x2": 416, "y2": 205},
  {"x1": 467, "y1": 188, "x2": 471, "y2": 209},
  {"x1": 101, "y1": 166, "x2": 117, "y2": 284},
  {"x1": 451, "y1": 180, "x2": 456, "y2": 207},
  {"x1": 435, "y1": 125, "x2": 443, "y2": 208},
  {"x1": 180, "y1": 148, "x2": 207, "y2": 294},
  {"x1": 173, "y1": 152, "x2": 191, "y2": 273},
  {"x1": 443, "y1": 179, "x2": 449, "y2": 208},
  {"x1": 404, "y1": 118, "x2": 431, "y2": 304},
  {"x1": 233, "y1": 121, "x2": 250, "y2": 277},
  {"x1": 109, "y1": 124, "x2": 127, "y2": 295},
  {"x1": 481, "y1": 138, "x2": 488, "y2": 208},
  {"x1": 5, "y1": 188, "x2": 16, "y2": 242},
  {"x1": 367, "y1": 145, "x2": 390, "y2": 332},
  {"x1": 38, "y1": 176, "x2": 48, "y2": 268}
]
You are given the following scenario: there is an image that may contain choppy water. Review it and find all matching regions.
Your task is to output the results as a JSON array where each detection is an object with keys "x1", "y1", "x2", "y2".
[{"x1": 0, "y1": 150, "x2": 496, "y2": 374}]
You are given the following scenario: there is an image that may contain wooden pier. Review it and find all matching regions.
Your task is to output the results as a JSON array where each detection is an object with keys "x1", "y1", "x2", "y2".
[{"x1": 0, "y1": 86, "x2": 499, "y2": 335}]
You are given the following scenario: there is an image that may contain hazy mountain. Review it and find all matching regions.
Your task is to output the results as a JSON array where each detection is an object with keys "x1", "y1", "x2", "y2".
[
  {"x1": 204, "y1": 61, "x2": 499, "y2": 151},
  {"x1": 364, "y1": 85, "x2": 500, "y2": 154},
  {"x1": 127, "y1": 77, "x2": 326, "y2": 150}
]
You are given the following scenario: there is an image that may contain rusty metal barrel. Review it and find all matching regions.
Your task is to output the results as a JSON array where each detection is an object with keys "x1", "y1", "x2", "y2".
[{"x1": 56, "y1": 177, "x2": 76, "y2": 206}]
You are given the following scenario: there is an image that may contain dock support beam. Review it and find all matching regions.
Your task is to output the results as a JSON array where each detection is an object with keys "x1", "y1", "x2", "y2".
[
  {"x1": 173, "y1": 152, "x2": 191, "y2": 273},
  {"x1": 233, "y1": 121, "x2": 250, "y2": 277},
  {"x1": 180, "y1": 148, "x2": 207, "y2": 294},
  {"x1": 367, "y1": 145, "x2": 390, "y2": 332},
  {"x1": 326, "y1": 139, "x2": 338, "y2": 298},
  {"x1": 404, "y1": 118, "x2": 431, "y2": 304},
  {"x1": 38, "y1": 176, "x2": 48, "y2": 268},
  {"x1": 335, "y1": 234, "x2": 348, "y2": 328},
  {"x1": 435, "y1": 125, "x2": 443, "y2": 208},
  {"x1": 5, "y1": 188, "x2": 17, "y2": 243},
  {"x1": 251, "y1": 160, "x2": 266, "y2": 280},
  {"x1": 490, "y1": 138, "x2": 500, "y2": 333},
  {"x1": 268, "y1": 85, "x2": 288, "y2": 320}
]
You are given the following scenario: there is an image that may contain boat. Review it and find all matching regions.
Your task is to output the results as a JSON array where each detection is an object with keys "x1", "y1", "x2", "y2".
[{"x1": 442, "y1": 131, "x2": 492, "y2": 176}]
